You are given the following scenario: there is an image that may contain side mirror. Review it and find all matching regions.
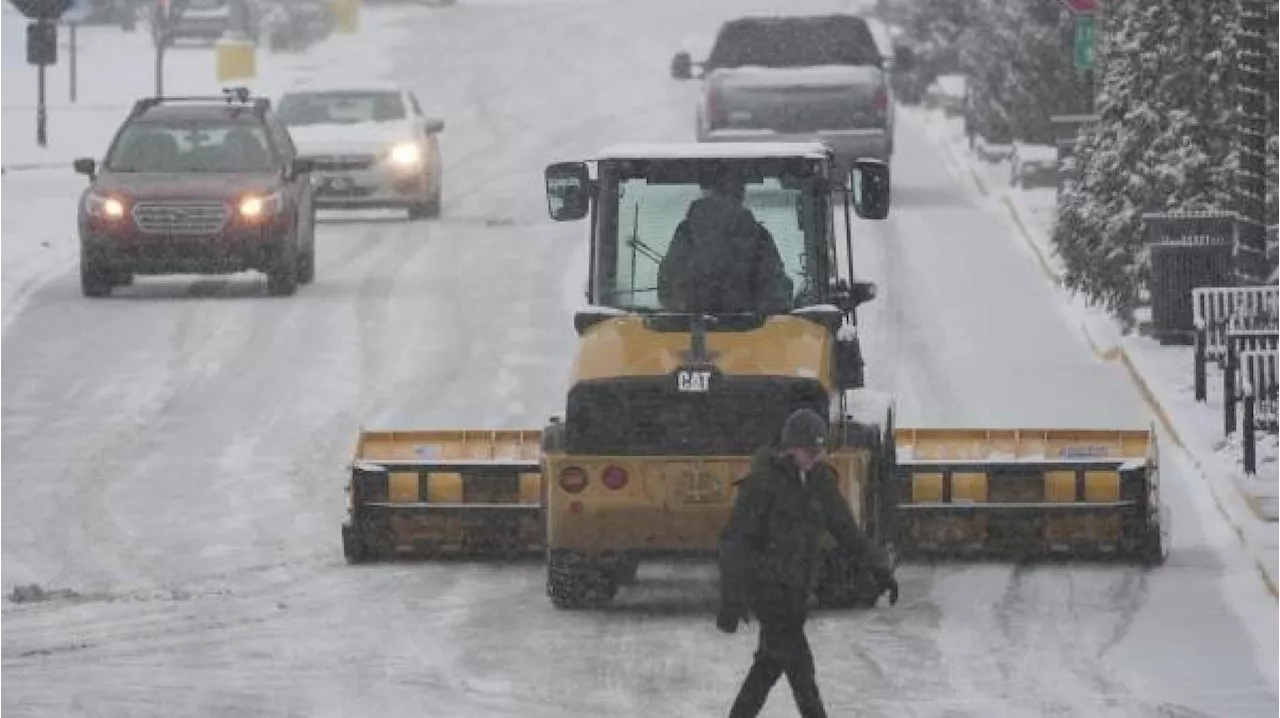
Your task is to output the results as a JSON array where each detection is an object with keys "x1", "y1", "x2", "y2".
[
  {"x1": 73, "y1": 157, "x2": 96, "y2": 177},
  {"x1": 291, "y1": 157, "x2": 314, "y2": 178},
  {"x1": 849, "y1": 159, "x2": 891, "y2": 220},
  {"x1": 892, "y1": 44, "x2": 916, "y2": 72},
  {"x1": 545, "y1": 161, "x2": 591, "y2": 221},
  {"x1": 423, "y1": 118, "x2": 445, "y2": 134},
  {"x1": 670, "y1": 51, "x2": 692, "y2": 80}
]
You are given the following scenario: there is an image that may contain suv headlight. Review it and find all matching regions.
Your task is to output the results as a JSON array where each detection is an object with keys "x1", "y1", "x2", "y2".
[
  {"x1": 85, "y1": 192, "x2": 127, "y2": 219},
  {"x1": 239, "y1": 189, "x2": 285, "y2": 219},
  {"x1": 387, "y1": 142, "x2": 423, "y2": 168}
]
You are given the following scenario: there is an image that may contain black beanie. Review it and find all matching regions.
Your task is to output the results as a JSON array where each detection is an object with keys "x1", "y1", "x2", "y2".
[{"x1": 781, "y1": 408, "x2": 827, "y2": 450}]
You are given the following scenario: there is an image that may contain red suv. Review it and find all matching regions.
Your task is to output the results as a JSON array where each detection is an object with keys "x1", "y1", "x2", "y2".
[{"x1": 74, "y1": 90, "x2": 316, "y2": 297}]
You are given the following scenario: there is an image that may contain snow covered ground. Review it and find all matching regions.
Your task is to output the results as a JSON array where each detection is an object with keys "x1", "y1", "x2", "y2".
[{"x1": 4, "y1": 2, "x2": 1278, "y2": 716}]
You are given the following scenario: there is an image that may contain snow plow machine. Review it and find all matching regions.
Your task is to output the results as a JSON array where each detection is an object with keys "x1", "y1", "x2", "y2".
[{"x1": 342, "y1": 142, "x2": 1166, "y2": 609}]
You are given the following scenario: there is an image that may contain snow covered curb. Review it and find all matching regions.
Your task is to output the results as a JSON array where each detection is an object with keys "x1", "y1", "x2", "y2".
[{"x1": 914, "y1": 106, "x2": 1279, "y2": 597}]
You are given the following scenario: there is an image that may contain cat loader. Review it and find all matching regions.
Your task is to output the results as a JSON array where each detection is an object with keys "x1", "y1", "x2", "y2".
[{"x1": 341, "y1": 142, "x2": 1166, "y2": 609}]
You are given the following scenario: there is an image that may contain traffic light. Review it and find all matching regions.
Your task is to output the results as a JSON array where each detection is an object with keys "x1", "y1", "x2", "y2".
[{"x1": 26, "y1": 20, "x2": 57, "y2": 66}]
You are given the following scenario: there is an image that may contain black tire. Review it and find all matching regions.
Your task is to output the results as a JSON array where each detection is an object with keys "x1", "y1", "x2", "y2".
[
  {"x1": 266, "y1": 235, "x2": 299, "y2": 296},
  {"x1": 80, "y1": 258, "x2": 115, "y2": 298},
  {"x1": 297, "y1": 210, "x2": 316, "y2": 284},
  {"x1": 614, "y1": 556, "x2": 640, "y2": 585},
  {"x1": 547, "y1": 552, "x2": 618, "y2": 609},
  {"x1": 407, "y1": 173, "x2": 442, "y2": 220}
]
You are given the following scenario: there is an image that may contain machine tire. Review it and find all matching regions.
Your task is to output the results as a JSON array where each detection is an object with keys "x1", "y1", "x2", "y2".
[
  {"x1": 613, "y1": 555, "x2": 640, "y2": 585},
  {"x1": 407, "y1": 172, "x2": 442, "y2": 220},
  {"x1": 547, "y1": 552, "x2": 618, "y2": 609}
]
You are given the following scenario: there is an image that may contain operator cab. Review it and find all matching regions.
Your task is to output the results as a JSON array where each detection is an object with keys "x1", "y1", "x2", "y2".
[{"x1": 545, "y1": 142, "x2": 888, "y2": 334}]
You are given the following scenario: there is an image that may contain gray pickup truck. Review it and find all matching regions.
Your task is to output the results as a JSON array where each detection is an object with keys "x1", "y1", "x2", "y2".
[{"x1": 672, "y1": 15, "x2": 907, "y2": 177}]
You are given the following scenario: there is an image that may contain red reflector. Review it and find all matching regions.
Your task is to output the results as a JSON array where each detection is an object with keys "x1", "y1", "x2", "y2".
[
  {"x1": 602, "y1": 466, "x2": 628, "y2": 490},
  {"x1": 559, "y1": 466, "x2": 588, "y2": 494},
  {"x1": 706, "y1": 88, "x2": 727, "y2": 128},
  {"x1": 569, "y1": 501, "x2": 583, "y2": 514}
]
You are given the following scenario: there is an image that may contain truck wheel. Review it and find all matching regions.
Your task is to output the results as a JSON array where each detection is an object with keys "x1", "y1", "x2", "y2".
[
  {"x1": 547, "y1": 551, "x2": 618, "y2": 609},
  {"x1": 297, "y1": 211, "x2": 316, "y2": 284},
  {"x1": 408, "y1": 175, "x2": 442, "y2": 220}
]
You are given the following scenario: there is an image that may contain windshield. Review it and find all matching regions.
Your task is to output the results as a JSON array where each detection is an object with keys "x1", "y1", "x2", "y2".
[
  {"x1": 104, "y1": 121, "x2": 276, "y2": 173},
  {"x1": 596, "y1": 159, "x2": 830, "y2": 313},
  {"x1": 276, "y1": 91, "x2": 406, "y2": 126},
  {"x1": 707, "y1": 18, "x2": 882, "y2": 69}
]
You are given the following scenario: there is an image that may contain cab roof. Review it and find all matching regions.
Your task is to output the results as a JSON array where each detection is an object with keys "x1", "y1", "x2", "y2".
[{"x1": 594, "y1": 142, "x2": 832, "y2": 161}]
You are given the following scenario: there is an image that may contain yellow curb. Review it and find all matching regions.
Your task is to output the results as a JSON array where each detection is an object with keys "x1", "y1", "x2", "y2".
[
  {"x1": 1001, "y1": 195, "x2": 1279, "y2": 599},
  {"x1": 1001, "y1": 195, "x2": 1062, "y2": 286}
]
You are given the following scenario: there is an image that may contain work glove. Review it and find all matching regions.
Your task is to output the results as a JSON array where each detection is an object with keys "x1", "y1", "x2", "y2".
[{"x1": 716, "y1": 602, "x2": 749, "y2": 634}]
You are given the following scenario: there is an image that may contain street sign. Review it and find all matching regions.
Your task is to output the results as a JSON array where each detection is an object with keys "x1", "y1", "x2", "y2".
[
  {"x1": 8, "y1": 0, "x2": 72, "y2": 19},
  {"x1": 1061, "y1": 0, "x2": 1100, "y2": 14},
  {"x1": 1074, "y1": 15, "x2": 1095, "y2": 70},
  {"x1": 26, "y1": 20, "x2": 57, "y2": 64},
  {"x1": 61, "y1": 0, "x2": 90, "y2": 22}
]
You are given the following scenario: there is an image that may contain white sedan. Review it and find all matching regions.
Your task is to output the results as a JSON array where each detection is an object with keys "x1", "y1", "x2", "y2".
[{"x1": 277, "y1": 83, "x2": 445, "y2": 219}]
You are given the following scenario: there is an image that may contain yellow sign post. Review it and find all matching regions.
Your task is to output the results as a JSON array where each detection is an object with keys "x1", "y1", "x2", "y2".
[
  {"x1": 215, "y1": 36, "x2": 257, "y2": 82},
  {"x1": 330, "y1": 0, "x2": 359, "y2": 34}
]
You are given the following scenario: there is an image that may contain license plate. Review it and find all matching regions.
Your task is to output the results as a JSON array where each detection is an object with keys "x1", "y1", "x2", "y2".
[
  {"x1": 668, "y1": 463, "x2": 728, "y2": 503},
  {"x1": 317, "y1": 175, "x2": 358, "y2": 192},
  {"x1": 676, "y1": 369, "x2": 711, "y2": 393}
]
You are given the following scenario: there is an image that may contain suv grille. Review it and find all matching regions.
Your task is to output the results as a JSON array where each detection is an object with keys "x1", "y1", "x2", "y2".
[
  {"x1": 309, "y1": 154, "x2": 376, "y2": 171},
  {"x1": 132, "y1": 201, "x2": 229, "y2": 235}
]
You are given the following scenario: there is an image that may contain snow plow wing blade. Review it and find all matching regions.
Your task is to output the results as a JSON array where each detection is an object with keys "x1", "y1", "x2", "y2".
[
  {"x1": 342, "y1": 429, "x2": 545, "y2": 562},
  {"x1": 893, "y1": 427, "x2": 1165, "y2": 563}
]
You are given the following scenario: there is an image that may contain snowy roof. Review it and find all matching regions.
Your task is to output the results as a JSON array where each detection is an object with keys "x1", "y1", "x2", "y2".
[
  {"x1": 280, "y1": 80, "x2": 404, "y2": 95},
  {"x1": 595, "y1": 142, "x2": 831, "y2": 161}
]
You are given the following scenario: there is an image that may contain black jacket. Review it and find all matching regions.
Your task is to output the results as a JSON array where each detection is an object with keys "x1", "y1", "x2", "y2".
[
  {"x1": 719, "y1": 447, "x2": 874, "y2": 615},
  {"x1": 657, "y1": 195, "x2": 792, "y2": 314}
]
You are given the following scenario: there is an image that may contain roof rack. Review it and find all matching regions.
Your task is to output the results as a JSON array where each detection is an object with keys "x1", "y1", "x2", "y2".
[{"x1": 128, "y1": 86, "x2": 271, "y2": 120}]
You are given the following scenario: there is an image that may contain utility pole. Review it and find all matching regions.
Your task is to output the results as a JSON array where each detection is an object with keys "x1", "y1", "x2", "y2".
[{"x1": 1235, "y1": 0, "x2": 1269, "y2": 282}]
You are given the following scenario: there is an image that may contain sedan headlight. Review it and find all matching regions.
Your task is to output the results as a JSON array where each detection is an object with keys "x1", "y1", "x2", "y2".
[
  {"x1": 85, "y1": 192, "x2": 127, "y2": 219},
  {"x1": 239, "y1": 189, "x2": 285, "y2": 220},
  {"x1": 388, "y1": 142, "x2": 423, "y2": 168}
]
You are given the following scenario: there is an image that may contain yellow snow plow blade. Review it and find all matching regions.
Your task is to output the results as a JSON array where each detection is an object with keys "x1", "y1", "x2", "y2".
[
  {"x1": 341, "y1": 430, "x2": 545, "y2": 562},
  {"x1": 893, "y1": 427, "x2": 1166, "y2": 563}
]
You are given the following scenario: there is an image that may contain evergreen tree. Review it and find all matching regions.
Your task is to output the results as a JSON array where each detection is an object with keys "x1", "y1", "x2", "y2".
[{"x1": 1052, "y1": 0, "x2": 1240, "y2": 320}]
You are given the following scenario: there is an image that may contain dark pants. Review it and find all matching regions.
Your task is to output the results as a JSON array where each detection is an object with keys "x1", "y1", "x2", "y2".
[{"x1": 729, "y1": 607, "x2": 827, "y2": 718}]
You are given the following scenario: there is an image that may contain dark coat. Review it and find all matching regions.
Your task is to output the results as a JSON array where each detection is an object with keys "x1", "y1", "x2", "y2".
[
  {"x1": 719, "y1": 447, "x2": 873, "y2": 616},
  {"x1": 657, "y1": 195, "x2": 792, "y2": 314}
]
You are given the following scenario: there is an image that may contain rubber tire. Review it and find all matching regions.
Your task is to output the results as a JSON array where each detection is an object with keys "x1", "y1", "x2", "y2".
[
  {"x1": 547, "y1": 553, "x2": 618, "y2": 609},
  {"x1": 614, "y1": 556, "x2": 640, "y2": 585},
  {"x1": 81, "y1": 258, "x2": 115, "y2": 298},
  {"x1": 407, "y1": 174, "x2": 442, "y2": 220},
  {"x1": 297, "y1": 210, "x2": 316, "y2": 285},
  {"x1": 266, "y1": 236, "x2": 299, "y2": 297}
]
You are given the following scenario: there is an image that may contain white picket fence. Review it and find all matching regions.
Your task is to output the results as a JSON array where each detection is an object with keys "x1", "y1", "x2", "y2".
[{"x1": 1193, "y1": 285, "x2": 1280, "y2": 364}]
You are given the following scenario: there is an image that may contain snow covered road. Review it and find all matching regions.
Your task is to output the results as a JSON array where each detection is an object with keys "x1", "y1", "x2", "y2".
[{"x1": 3, "y1": 1, "x2": 1276, "y2": 715}]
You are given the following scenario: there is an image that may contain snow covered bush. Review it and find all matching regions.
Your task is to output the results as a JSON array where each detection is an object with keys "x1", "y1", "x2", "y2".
[{"x1": 1052, "y1": 0, "x2": 1240, "y2": 321}]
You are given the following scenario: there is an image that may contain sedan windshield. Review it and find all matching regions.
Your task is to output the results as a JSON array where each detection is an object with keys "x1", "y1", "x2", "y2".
[
  {"x1": 105, "y1": 122, "x2": 276, "y2": 173},
  {"x1": 276, "y1": 91, "x2": 406, "y2": 126}
]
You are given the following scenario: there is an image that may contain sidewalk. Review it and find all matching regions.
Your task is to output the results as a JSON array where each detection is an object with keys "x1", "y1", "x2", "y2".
[
  {"x1": 0, "y1": 5, "x2": 416, "y2": 329},
  {"x1": 912, "y1": 107, "x2": 1279, "y2": 597}
]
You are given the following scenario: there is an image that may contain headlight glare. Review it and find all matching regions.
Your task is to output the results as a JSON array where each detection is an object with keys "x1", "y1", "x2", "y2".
[
  {"x1": 239, "y1": 190, "x2": 283, "y2": 219},
  {"x1": 389, "y1": 142, "x2": 422, "y2": 167},
  {"x1": 86, "y1": 193, "x2": 127, "y2": 219}
]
